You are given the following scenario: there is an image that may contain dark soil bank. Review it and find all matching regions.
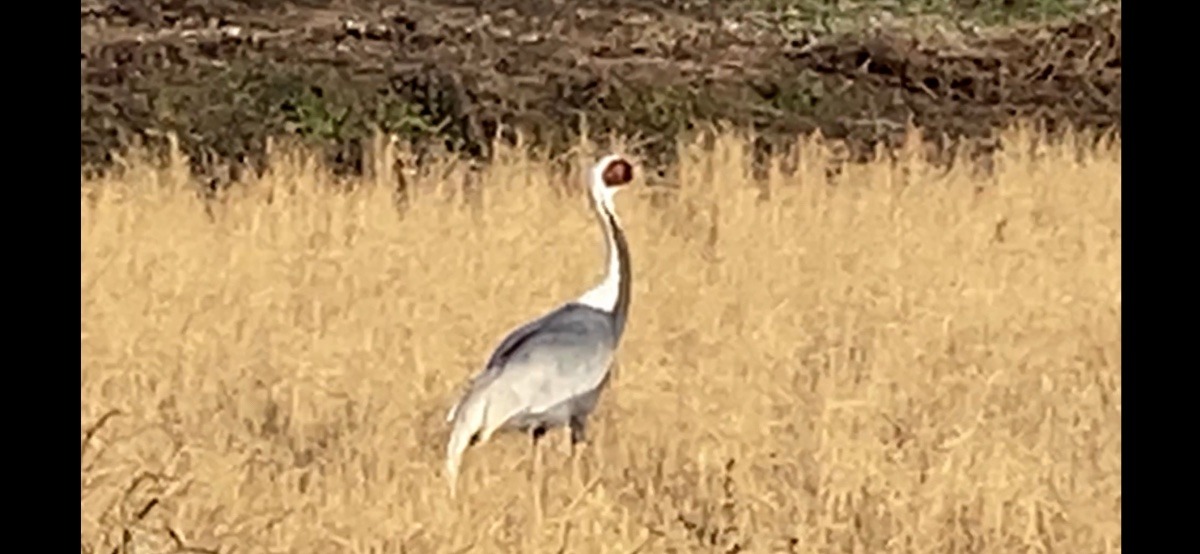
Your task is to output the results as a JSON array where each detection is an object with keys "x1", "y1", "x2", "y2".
[{"x1": 81, "y1": 1, "x2": 1120, "y2": 177}]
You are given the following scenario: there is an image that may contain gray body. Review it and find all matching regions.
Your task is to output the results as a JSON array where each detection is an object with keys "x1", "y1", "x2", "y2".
[
  {"x1": 444, "y1": 154, "x2": 633, "y2": 494},
  {"x1": 442, "y1": 302, "x2": 621, "y2": 481},
  {"x1": 470, "y1": 302, "x2": 620, "y2": 441}
]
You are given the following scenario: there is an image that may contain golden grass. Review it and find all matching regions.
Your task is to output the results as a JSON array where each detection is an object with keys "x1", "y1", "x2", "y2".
[{"x1": 81, "y1": 126, "x2": 1121, "y2": 554}]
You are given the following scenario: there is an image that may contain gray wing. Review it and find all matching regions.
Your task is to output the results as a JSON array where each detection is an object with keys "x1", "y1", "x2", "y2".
[
  {"x1": 483, "y1": 308, "x2": 564, "y2": 371},
  {"x1": 492, "y1": 308, "x2": 617, "y2": 414},
  {"x1": 447, "y1": 303, "x2": 614, "y2": 421},
  {"x1": 448, "y1": 304, "x2": 616, "y2": 422}
]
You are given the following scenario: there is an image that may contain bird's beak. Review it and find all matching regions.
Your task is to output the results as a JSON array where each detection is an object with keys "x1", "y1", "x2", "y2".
[
  {"x1": 641, "y1": 168, "x2": 678, "y2": 191},
  {"x1": 644, "y1": 181, "x2": 680, "y2": 190}
]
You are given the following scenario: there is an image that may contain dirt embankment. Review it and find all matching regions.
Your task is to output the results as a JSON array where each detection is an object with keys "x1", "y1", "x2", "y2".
[{"x1": 81, "y1": 0, "x2": 1120, "y2": 177}]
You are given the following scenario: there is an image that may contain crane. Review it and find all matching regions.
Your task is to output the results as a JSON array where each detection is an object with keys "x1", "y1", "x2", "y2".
[{"x1": 444, "y1": 154, "x2": 636, "y2": 497}]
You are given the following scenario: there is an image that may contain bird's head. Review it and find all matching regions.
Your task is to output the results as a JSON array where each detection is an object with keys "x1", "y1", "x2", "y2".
[{"x1": 589, "y1": 154, "x2": 635, "y2": 210}]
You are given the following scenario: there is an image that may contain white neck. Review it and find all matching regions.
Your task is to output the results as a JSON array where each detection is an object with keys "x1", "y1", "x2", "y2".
[{"x1": 575, "y1": 192, "x2": 621, "y2": 312}]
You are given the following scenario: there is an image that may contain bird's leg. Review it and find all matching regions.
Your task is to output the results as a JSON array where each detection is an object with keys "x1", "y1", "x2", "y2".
[
  {"x1": 568, "y1": 416, "x2": 588, "y2": 488},
  {"x1": 531, "y1": 426, "x2": 548, "y2": 484},
  {"x1": 530, "y1": 426, "x2": 546, "y2": 530},
  {"x1": 560, "y1": 425, "x2": 574, "y2": 457},
  {"x1": 569, "y1": 416, "x2": 588, "y2": 446}
]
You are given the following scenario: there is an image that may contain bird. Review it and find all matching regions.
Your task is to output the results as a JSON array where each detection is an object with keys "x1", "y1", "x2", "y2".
[{"x1": 444, "y1": 153, "x2": 636, "y2": 497}]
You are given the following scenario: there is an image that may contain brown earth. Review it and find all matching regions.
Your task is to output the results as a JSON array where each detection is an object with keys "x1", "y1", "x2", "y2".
[{"x1": 80, "y1": 1, "x2": 1120, "y2": 177}]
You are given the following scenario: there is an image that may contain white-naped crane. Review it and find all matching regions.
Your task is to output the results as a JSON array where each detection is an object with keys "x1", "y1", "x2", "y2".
[{"x1": 445, "y1": 154, "x2": 636, "y2": 498}]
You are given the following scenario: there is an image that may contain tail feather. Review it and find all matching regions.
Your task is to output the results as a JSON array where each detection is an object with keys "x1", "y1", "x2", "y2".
[
  {"x1": 445, "y1": 390, "x2": 490, "y2": 498},
  {"x1": 446, "y1": 371, "x2": 486, "y2": 423},
  {"x1": 445, "y1": 375, "x2": 529, "y2": 498}
]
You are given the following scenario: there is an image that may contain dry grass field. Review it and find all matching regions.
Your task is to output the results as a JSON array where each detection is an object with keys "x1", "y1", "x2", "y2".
[{"x1": 81, "y1": 126, "x2": 1121, "y2": 554}]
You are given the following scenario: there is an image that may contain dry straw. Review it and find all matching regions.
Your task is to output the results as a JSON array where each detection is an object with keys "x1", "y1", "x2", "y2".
[{"x1": 82, "y1": 123, "x2": 1120, "y2": 554}]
